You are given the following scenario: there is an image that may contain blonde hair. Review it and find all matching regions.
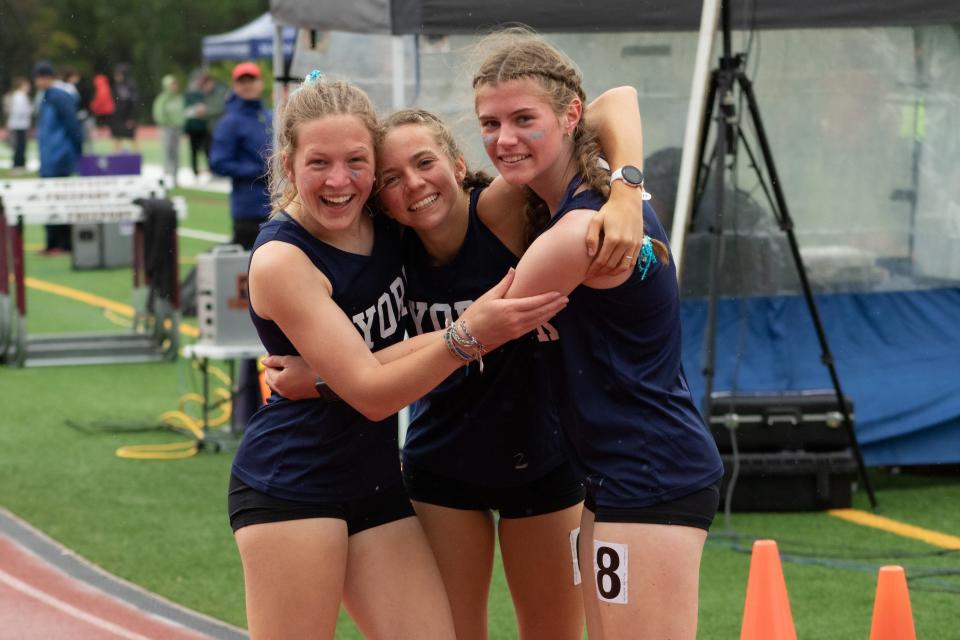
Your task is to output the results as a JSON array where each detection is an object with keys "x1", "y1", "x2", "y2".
[
  {"x1": 472, "y1": 29, "x2": 669, "y2": 261},
  {"x1": 380, "y1": 109, "x2": 491, "y2": 192},
  {"x1": 269, "y1": 79, "x2": 381, "y2": 216}
]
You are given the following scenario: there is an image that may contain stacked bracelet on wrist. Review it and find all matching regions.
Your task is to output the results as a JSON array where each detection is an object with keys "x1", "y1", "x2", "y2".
[{"x1": 442, "y1": 319, "x2": 487, "y2": 373}]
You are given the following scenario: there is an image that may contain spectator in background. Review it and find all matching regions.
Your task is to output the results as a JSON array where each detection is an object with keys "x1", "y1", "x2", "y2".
[
  {"x1": 89, "y1": 73, "x2": 115, "y2": 135},
  {"x1": 63, "y1": 68, "x2": 94, "y2": 151},
  {"x1": 183, "y1": 71, "x2": 215, "y2": 178},
  {"x1": 33, "y1": 60, "x2": 82, "y2": 255},
  {"x1": 110, "y1": 64, "x2": 139, "y2": 153},
  {"x1": 210, "y1": 61, "x2": 271, "y2": 250},
  {"x1": 4, "y1": 77, "x2": 32, "y2": 172},
  {"x1": 152, "y1": 74, "x2": 185, "y2": 187}
]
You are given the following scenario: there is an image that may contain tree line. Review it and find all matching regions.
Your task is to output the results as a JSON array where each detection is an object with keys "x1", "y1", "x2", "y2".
[{"x1": 1, "y1": 0, "x2": 269, "y2": 119}]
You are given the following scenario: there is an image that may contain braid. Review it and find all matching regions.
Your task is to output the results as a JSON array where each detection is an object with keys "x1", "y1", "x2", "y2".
[
  {"x1": 474, "y1": 29, "x2": 670, "y2": 263},
  {"x1": 463, "y1": 170, "x2": 493, "y2": 190}
]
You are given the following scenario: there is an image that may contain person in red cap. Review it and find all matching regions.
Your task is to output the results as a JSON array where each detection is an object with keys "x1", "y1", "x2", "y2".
[
  {"x1": 209, "y1": 61, "x2": 273, "y2": 436},
  {"x1": 210, "y1": 61, "x2": 272, "y2": 250}
]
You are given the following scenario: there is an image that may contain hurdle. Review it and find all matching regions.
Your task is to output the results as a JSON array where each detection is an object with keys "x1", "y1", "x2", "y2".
[{"x1": 0, "y1": 175, "x2": 187, "y2": 367}]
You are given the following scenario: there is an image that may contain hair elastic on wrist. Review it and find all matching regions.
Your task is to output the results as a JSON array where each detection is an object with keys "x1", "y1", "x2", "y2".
[{"x1": 637, "y1": 235, "x2": 658, "y2": 280}]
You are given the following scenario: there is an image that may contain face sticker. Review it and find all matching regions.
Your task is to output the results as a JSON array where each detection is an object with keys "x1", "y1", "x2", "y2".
[
  {"x1": 482, "y1": 134, "x2": 497, "y2": 146},
  {"x1": 523, "y1": 130, "x2": 545, "y2": 140}
]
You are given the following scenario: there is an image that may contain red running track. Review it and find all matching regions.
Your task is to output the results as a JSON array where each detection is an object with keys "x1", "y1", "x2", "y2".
[{"x1": 0, "y1": 509, "x2": 246, "y2": 639}]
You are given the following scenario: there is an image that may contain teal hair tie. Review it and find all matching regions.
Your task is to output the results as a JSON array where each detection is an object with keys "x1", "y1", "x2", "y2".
[
  {"x1": 291, "y1": 70, "x2": 322, "y2": 97},
  {"x1": 637, "y1": 235, "x2": 657, "y2": 280}
]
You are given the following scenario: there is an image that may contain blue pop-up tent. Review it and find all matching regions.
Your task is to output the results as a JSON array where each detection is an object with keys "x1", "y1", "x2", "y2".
[{"x1": 202, "y1": 12, "x2": 295, "y2": 63}]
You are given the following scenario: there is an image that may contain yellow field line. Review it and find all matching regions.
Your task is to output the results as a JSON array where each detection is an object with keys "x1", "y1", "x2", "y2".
[
  {"x1": 24, "y1": 276, "x2": 199, "y2": 338},
  {"x1": 25, "y1": 243, "x2": 196, "y2": 266},
  {"x1": 828, "y1": 508, "x2": 960, "y2": 549}
]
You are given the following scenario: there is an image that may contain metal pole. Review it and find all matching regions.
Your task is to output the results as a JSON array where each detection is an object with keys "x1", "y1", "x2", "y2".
[
  {"x1": 671, "y1": 0, "x2": 721, "y2": 281},
  {"x1": 392, "y1": 36, "x2": 406, "y2": 110},
  {"x1": 272, "y1": 23, "x2": 285, "y2": 115}
]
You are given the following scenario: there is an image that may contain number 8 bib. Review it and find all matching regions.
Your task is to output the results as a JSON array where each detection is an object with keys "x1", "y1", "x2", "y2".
[{"x1": 594, "y1": 540, "x2": 628, "y2": 604}]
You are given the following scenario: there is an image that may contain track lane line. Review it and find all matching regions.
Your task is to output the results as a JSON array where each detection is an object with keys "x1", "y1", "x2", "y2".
[
  {"x1": 828, "y1": 508, "x2": 960, "y2": 549},
  {"x1": 0, "y1": 567, "x2": 152, "y2": 640},
  {"x1": 24, "y1": 276, "x2": 199, "y2": 338}
]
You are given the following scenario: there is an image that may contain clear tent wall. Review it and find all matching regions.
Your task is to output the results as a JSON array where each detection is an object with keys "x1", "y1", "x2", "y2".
[{"x1": 289, "y1": 24, "x2": 960, "y2": 298}]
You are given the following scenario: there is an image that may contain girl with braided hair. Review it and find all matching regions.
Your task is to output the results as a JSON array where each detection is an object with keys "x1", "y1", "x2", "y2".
[
  {"x1": 473, "y1": 30, "x2": 724, "y2": 639},
  {"x1": 264, "y1": 88, "x2": 651, "y2": 637},
  {"x1": 230, "y1": 72, "x2": 570, "y2": 639}
]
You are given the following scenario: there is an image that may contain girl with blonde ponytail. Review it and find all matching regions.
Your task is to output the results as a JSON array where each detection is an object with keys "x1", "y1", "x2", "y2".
[{"x1": 230, "y1": 71, "x2": 570, "y2": 639}]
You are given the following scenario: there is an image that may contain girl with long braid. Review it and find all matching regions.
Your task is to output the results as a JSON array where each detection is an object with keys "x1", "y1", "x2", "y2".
[{"x1": 473, "y1": 31, "x2": 724, "y2": 639}]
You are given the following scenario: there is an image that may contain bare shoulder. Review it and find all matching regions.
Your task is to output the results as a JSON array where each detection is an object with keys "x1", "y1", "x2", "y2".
[
  {"x1": 477, "y1": 177, "x2": 528, "y2": 224},
  {"x1": 248, "y1": 241, "x2": 332, "y2": 318},
  {"x1": 478, "y1": 176, "x2": 528, "y2": 217},
  {"x1": 476, "y1": 177, "x2": 529, "y2": 256},
  {"x1": 249, "y1": 241, "x2": 319, "y2": 284}
]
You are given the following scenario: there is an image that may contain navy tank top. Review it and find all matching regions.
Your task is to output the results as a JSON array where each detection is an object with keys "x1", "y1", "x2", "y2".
[
  {"x1": 231, "y1": 212, "x2": 408, "y2": 501},
  {"x1": 401, "y1": 188, "x2": 564, "y2": 486},
  {"x1": 541, "y1": 178, "x2": 723, "y2": 508}
]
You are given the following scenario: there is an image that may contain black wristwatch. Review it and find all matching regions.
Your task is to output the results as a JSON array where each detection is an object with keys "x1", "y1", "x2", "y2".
[
  {"x1": 314, "y1": 377, "x2": 342, "y2": 403},
  {"x1": 610, "y1": 165, "x2": 644, "y2": 188}
]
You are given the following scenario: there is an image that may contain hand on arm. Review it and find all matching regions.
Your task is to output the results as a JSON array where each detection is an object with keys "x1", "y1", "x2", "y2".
[
  {"x1": 583, "y1": 86, "x2": 646, "y2": 276},
  {"x1": 262, "y1": 354, "x2": 319, "y2": 400},
  {"x1": 251, "y1": 247, "x2": 566, "y2": 420}
]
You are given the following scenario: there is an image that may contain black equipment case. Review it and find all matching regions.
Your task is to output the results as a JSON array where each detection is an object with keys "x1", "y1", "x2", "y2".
[{"x1": 710, "y1": 391, "x2": 858, "y2": 511}]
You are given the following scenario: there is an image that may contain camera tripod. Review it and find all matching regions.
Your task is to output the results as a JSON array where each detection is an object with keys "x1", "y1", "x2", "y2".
[{"x1": 690, "y1": 1, "x2": 877, "y2": 508}]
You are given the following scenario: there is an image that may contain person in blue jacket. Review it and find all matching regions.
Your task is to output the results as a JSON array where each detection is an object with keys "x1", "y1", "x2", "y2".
[
  {"x1": 210, "y1": 61, "x2": 272, "y2": 250},
  {"x1": 33, "y1": 60, "x2": 82, "y2": 255}
]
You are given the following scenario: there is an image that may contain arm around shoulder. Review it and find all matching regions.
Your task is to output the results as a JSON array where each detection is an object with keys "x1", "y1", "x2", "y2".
[{"x1": 507, "y1": 210, "x2": 594, "y2": 299}]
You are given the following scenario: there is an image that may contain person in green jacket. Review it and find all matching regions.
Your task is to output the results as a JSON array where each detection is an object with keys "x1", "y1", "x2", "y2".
[{"x1": 152, "y1": 74, "x2": 185, "y2": 186}]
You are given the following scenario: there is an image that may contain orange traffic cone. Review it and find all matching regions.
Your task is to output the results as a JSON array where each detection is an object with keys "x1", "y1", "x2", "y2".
[
  {"x1": 869, "y1": 565, "x2": 916, "y2": 640},
  {"x1": 741, "y1": 539, "x2": 797, "y2": 640}
]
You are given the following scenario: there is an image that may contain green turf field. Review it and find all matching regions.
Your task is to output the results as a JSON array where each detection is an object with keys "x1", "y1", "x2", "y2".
[{"x1": 0, "y1": 186, "x2": 957, "y2": 638}]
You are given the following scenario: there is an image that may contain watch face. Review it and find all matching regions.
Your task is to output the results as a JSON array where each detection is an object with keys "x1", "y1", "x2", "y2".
[{"x1": 622, "y1": 165, "x2": 644, "y2": 186}]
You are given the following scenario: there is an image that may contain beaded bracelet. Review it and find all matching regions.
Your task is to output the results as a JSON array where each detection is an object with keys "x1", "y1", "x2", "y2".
[
  {"x1": 454, "y1": 320, "x2": 486, "y2": 373},
  {"x1": 443, "y1": 322, "x2": 486, "y2": 373},
  {"x1": 443, "y1": 325, "x2": 474, "y2": 363},
  {"x1": 457, "y1": 320, "x2": 482, "y2": 347}
]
